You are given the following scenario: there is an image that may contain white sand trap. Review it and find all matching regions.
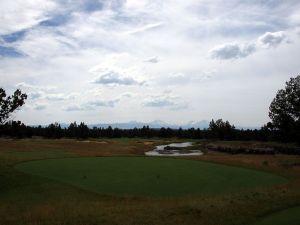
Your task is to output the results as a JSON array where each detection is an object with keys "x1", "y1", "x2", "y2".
[{"x1": 145, "y1": 142, "x2": 203, "y2": 156}]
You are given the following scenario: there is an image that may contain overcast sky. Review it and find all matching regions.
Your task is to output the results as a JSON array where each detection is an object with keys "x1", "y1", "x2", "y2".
[{"x1": 1, "y1": 0, "x2": 300, "y2": 126}]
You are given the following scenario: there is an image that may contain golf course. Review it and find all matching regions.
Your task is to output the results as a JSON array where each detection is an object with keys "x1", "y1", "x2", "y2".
[{"x1": 1, "y1": 138, "x2": 300, "y2": 225}]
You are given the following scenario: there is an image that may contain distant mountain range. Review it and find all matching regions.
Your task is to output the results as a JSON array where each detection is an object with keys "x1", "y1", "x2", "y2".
[
  {"x1": 57, "y1": 120, "x2": 210, "y2": 129},
  {"x1": 45, "y1": 120, "x2": 259, "y2": 130}
]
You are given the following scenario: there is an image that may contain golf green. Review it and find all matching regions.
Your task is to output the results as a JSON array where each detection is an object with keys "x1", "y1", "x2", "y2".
[{"x1": 15, "y1": 157, "x2": 287, "y2": 196}]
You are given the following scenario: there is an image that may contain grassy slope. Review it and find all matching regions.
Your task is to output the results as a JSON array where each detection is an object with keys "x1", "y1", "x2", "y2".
[
  {"x1": 16, "y1": 157, "x2": 287, "y2": 197},
  {"x1": 0, "y1": 138, "x2": 300, "y2": 225}
]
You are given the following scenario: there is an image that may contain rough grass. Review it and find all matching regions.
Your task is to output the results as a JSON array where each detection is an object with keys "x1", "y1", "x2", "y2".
[{"x1": 0, "y1": 138, "x2": 300, "y2": 225}]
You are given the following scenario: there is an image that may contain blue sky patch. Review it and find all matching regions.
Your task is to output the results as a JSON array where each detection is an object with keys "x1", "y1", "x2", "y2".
[
  {"x1": 83, "y1": 0, "x2": 104, "y2": 12},
  {"x1": 0, "y1": 46, "x2": 23, "y2": 57},
  {"x1": 40, "y1": 14, "x2": 69, "y2": 27},
  {"x1": 2, "y1": 30, "x2": 26, "y2": 43}
]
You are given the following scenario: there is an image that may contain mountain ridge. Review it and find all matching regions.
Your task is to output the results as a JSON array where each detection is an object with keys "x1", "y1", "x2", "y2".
[{"x1": 34, "y1": 120, "x2": 259, "y2": 130}]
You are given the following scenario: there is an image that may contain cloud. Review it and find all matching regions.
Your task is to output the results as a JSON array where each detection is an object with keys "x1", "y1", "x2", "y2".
[
  {"x1": 63, "y1": 90, "x2": 131, "y2": 112},
  {"x1": 91, "y1": 70, "x2": 145, "y2": 86},
  {"x1": 89, "y1": 99, "x2": 120, "y2": 107},
  {"x1": 144, "y1": 56, "x2": 159, "y2": 63},
  {"x1": 64, "y1": 105, "x2": 88, "y2": 112},
  {"x1": 45, "y1": 93, "x2": 78, "y2": 101},
  {"x1": 64, "y1": 98, "x2": 120, "y2": 111},
  {"x1": 119, "y1": 92, "x2": 136, "y2": 98},
  {"x1": 16, "y1": 82, "x2": 56, "y2": 91},
  {"x1": 28, "y1": 91, "x2": 43, "y2": 100},
  {"x1": 0, "y1": 0, "x2": 57, "y2": 35},
  {"x1": 158, "y1": 71, "x2": 214, "y2": 86},
  {"x1": 32, "y1": 103, "x2": 47, "y2": 111},
  {"x1": 1, "y1": 1, "x2": 300, "y2": 126},
  {"x1": 27, "y1": 92, "x2": 77, "y2": 101},
  {"x1": 210, "y1": 31, "x2": 288, "y2": 60},
  {"x1": 125, "y1": 22, "x2": 163, "y2": 35},
  {"x1": 16, "y1": 82, "x2": 78, "y2": 101},
  {"x1": 143, "y1": 93, "x2": 187, "y2": 110},
  {"x1": 144, "y1": 98, "x2": 175, "y2": 107},
  {"x1": 13, "y1": 28, "x2": 77, "y2": 58},
  {"x1": 257, "y1": 31, "x2": 287, "y2": 48},
  {"x1": 210, "y1": 43, "x2": 256, "y2": 60}
]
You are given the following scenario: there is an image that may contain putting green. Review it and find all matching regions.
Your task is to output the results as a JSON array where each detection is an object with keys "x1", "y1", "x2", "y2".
[{"x1": 15, "y1": 157, "x2": 287, "y2": 196}]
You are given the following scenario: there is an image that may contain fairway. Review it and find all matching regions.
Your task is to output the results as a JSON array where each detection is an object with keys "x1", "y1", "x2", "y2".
[{"x1": 16, "y1": 157, "x2": 287, "y2": 196}]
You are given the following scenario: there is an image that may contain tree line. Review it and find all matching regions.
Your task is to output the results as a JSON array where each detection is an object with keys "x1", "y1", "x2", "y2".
[
  {"x1": 0, "y1": 75, "x2": 299, "y2": 143},
  {"x1": 0, "y1": 119, "x2": 279, "y2": 142}
]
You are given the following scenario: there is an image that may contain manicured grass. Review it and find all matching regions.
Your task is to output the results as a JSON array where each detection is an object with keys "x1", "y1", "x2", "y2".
[
  {"x1": 252, "y1": 206, "x2": 300, "y2": 225},
  {"x1": 16, "y1": 157, "x2": 287, "y2": 197}
]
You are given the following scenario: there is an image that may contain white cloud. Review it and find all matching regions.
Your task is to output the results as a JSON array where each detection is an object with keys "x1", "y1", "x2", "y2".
[
  {"x1": 119, "y1": 92, "x2": 136, "y2": 98},
  {"x1": 210, "y1": 31, "x2": 288, "y2": 60},
  {"x1": 1, "y1": 1, "x2": 300, "y2": 126},
  {"x1": 31, "y1": 102, "x2": 47, "y2": 111},
  {"x1": 34, "y1": 105, "x2": 46, "y2": 111},
  {"x1": 45, "y1": 93, "x2": 78, "y2": 101},
  {"x1": 0, "y1": 0, "x2": 57, "y2": 35},
  {"x1": 14, "y1": 28, "x2": 77, "y2": 58},
  {"x1": 28, "y1": 91, "x2": 43, "y2": 100},
  {"x1": 210, "y1": 43, "x2": 256, "y2": 60},
  {"x1": 64, "y1": 105, "x2": 88, "y2": 112},
  {"x1": 143, "y1": 93, "x2": 187, "y2": 110},
  {"x1": 16, "y1": 82, "x2": 56, "y2": 91},
  {"x1": 124, "y1": 22, "x2": 163, "y2": 35},
  {"x1": 16, "y1": 82, "x2": 78, "y2": 101},
  {"x1": 91, "y1": 69, "x2": 145, "y2": 86},
  {"x1": 64, "y1": 98, "x2": 120, "y2": 111},
  {"x1": 257, "y1": 31, "x2": 287, "y2": 48},
  {"x1": 158, "y1": 71, "x2": 214, "y2": 86},
  {"x1": 89, "y1": 99, "x2": 120, "y2": 107}
]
